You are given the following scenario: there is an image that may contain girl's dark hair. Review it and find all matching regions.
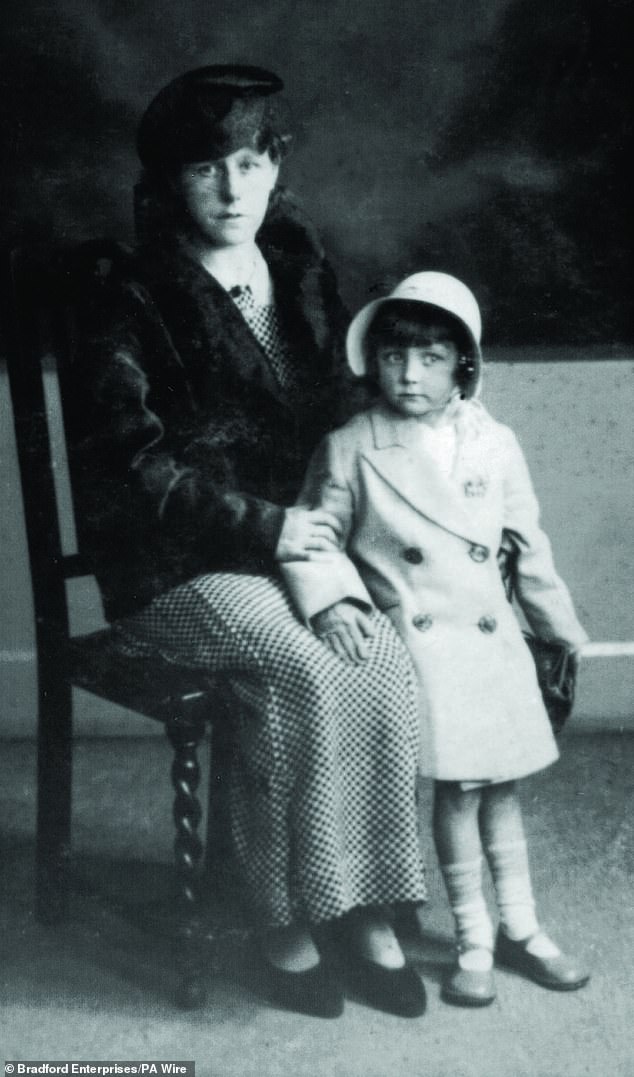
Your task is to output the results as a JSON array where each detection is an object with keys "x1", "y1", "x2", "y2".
[{"x1": 364, "y1": 299, "x2": 475, "y2": 391}]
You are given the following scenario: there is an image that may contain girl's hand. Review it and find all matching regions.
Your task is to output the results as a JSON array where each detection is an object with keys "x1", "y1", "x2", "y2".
[
  {"x1": 312, "y1": 601, "x2": 375, "y2": 663},
  {"x1": 275, "y1": 507, "x2": 342, "y2": 562}
]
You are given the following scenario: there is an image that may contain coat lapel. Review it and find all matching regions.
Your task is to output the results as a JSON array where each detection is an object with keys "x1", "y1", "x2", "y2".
[
  {"x1": 135, "y1": 199, "x2": 347, "y2": 414},
  {"x1": 362, "y1": 406, "x2": 491, "y2": 546},
  {"x1": 140, "y1": 239, "x2": 289, "y2": 404}
]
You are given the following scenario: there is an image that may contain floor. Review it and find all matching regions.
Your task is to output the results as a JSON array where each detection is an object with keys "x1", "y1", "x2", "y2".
[{"x1": 1, "y1": 732, "x2": 632, "y2": 1077}]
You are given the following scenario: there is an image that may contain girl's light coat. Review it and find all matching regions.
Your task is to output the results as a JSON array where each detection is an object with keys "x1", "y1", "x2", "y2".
[{"x1": 282, "y1": 402, "x2": 588, "y2": 781}]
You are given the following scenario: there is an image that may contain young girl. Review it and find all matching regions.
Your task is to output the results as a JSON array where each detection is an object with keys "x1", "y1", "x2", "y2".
[{"x1": 282, "y1": 271, "x2": 591, "y2": 1006}]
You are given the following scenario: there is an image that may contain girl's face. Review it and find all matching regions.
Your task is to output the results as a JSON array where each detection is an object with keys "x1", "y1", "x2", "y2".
[
  {"x1": 179, "y1": 146, "x2": 279, "y2": 249},
  {"x1": 375, "y1": 325, "x2": 460, "y2": 420}
]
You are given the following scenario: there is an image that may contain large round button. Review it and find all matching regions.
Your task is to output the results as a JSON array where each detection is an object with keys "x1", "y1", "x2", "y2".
[
  {"x1": 469, "y1": 544, "x2": 489, "y2": 563},
  {"x1": 403, "y1": 547, "x2": 424, "y2": 564},
  {"x1": 478, "y1": 615, "x2": 497, "y2": 634},
  {"x1": 413, "y1": 614, "x2": 433, "y2": 632}
]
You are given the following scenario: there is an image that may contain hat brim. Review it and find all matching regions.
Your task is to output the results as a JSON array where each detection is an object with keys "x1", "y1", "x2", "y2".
[{"x1": 345, "y1": 297, "x2": 482, "y2": 398}]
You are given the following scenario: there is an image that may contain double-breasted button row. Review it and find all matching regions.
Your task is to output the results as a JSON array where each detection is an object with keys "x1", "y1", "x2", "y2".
[
  {"x1": 412, "y1": 613, "x2": 497, "y2": 634},
  {"x1": 469, "y1": 544, "x2": 489, "y2": 563},
  {"x1": 405, "y1": 544, "x2": 489, "y2": 565}
]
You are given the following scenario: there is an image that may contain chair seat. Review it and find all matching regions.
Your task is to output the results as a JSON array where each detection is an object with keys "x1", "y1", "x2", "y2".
[{"x1": 67, "y1": 629, "x2": 217, "y2": 722}]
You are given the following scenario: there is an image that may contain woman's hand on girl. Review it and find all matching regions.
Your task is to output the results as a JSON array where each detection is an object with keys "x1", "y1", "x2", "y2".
[
  {"x1": 275, "y1": 507, "x2": 342, "y2": 562},
  {"x1": 312, "y1": 601, "x2": 375, "y2": 663}
]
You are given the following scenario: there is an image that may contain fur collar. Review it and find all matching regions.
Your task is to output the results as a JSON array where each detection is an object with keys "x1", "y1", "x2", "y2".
[{"x1": 126, "y1": 188, "x2": 345, "y2": 404}]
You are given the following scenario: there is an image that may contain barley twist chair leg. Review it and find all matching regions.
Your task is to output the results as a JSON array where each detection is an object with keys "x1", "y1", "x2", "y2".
[{"x1": 167, "y1": 714, "x2": 207, "y2": 1009}]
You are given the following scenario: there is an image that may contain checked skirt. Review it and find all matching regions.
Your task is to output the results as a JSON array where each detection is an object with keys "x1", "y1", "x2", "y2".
[{"x1": 116, "y1": 572, "x2": 427, "y2": 927}]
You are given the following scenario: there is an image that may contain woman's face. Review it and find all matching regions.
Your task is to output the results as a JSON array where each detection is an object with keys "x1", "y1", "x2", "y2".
[{"x1": 179, "y1": 147, "x2": 279, "y2": 248}]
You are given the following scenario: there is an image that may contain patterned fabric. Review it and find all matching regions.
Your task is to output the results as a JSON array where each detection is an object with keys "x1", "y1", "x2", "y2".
[
  {"x1": 230, "y1": 284, "x2": 298, "y2": 393},
  {"x1": 116, "y1": 572, "x2": 428, "y2": 927},
  {"x1": 69, "y1": 222, "x2": 351, "y2": 623}
]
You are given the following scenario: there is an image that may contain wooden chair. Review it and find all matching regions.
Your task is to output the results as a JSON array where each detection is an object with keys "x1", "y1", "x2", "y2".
[{"x1": 2, "y1": 241, "x2": 237, "y2": 1008}]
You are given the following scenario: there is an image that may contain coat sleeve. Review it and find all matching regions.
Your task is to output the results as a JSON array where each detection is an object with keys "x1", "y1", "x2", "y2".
[
  {"x1": 280, "y1": 433, "x2": 374, "y2": 622},
  {"x1": 500, "y1": 426, "x2": 588, "y2": 647},
  {"x1": 76, "y1": 282, "x2": 285, "y2": 573}
]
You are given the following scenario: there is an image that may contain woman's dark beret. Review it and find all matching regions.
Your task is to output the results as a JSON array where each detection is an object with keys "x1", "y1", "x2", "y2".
[{"x1": 137, "y1": 64, "x2": 287, "y2": 172}]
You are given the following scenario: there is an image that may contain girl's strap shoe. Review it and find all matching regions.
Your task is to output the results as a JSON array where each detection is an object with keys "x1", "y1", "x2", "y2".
[
  {"x1": 441, "y1": 964, "x2": 496, "y2": 1007},
  {"x1": 495, "y1": 930, "x2": 590, "y2": 991}
]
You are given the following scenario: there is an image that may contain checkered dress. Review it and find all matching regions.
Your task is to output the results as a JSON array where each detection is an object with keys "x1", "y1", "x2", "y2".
[
  {"x1": 114, "y1": 296, "x2": 427, "y2": 928},
  {"x1": 230, "y1": 284, "x2": 299, "y2": 393},
  {"x1": 117, "y1": 574, "x2": 426, "y2": 927}
]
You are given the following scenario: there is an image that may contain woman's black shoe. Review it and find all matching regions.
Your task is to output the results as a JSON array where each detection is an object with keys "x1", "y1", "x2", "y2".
[
  {"x1": 349, "y1": 956, "x2": 427, "y2": 1017},
  {"x1": 265, "y1": 960, "x2": 344, "y2": 1018}
]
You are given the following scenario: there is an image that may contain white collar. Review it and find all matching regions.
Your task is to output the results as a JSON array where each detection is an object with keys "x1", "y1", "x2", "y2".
[{"x1": 211, "y1": 247, "x2": 273, "y2": 305}]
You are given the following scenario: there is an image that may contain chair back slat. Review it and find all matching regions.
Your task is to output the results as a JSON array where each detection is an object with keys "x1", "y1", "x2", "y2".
[
  {"x1": 4, "y1": 243, "x2": 127, "y2": 636},
  {"x1": 41, "y1": 352, "x2": 79, "y2": 558},
  {"x1": 4, "y1": 247, "x2": 71, "y2": 642}
]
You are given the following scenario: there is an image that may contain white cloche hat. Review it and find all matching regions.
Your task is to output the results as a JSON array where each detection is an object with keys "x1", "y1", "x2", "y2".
[{"x1": 346, "y1": 271, "x2": 483, "y2": 398}]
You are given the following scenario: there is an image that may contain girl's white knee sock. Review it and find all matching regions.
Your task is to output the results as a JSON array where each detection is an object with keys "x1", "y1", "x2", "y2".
[
  {"x1": 483, "y1": 837, "x2": 538, "y2": 939},
  {"x1": 440, "y1": 856, "x2": 494, "y2": 968},
  {"x1": 483, "y1": 838, "x2": 559, "y2": 956}
]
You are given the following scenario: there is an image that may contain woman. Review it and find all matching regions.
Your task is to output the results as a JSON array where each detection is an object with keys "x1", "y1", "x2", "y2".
[{"x1": 72, "y1": 65, "x2": 427, "y2": 1018}]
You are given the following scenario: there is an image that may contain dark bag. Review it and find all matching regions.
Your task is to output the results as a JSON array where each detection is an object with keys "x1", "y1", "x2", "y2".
[
  {"x1": 498, "y1": 540, "x2": 577, "y2": 734},
  {"x1": 521, "y1": 632, "x2": 576, "y2": 734}
]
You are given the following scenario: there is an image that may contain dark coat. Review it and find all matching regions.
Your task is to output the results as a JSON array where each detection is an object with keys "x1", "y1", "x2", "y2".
[{"x1": 69, "y1": 193, "x2": 354, "y2": 621}]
